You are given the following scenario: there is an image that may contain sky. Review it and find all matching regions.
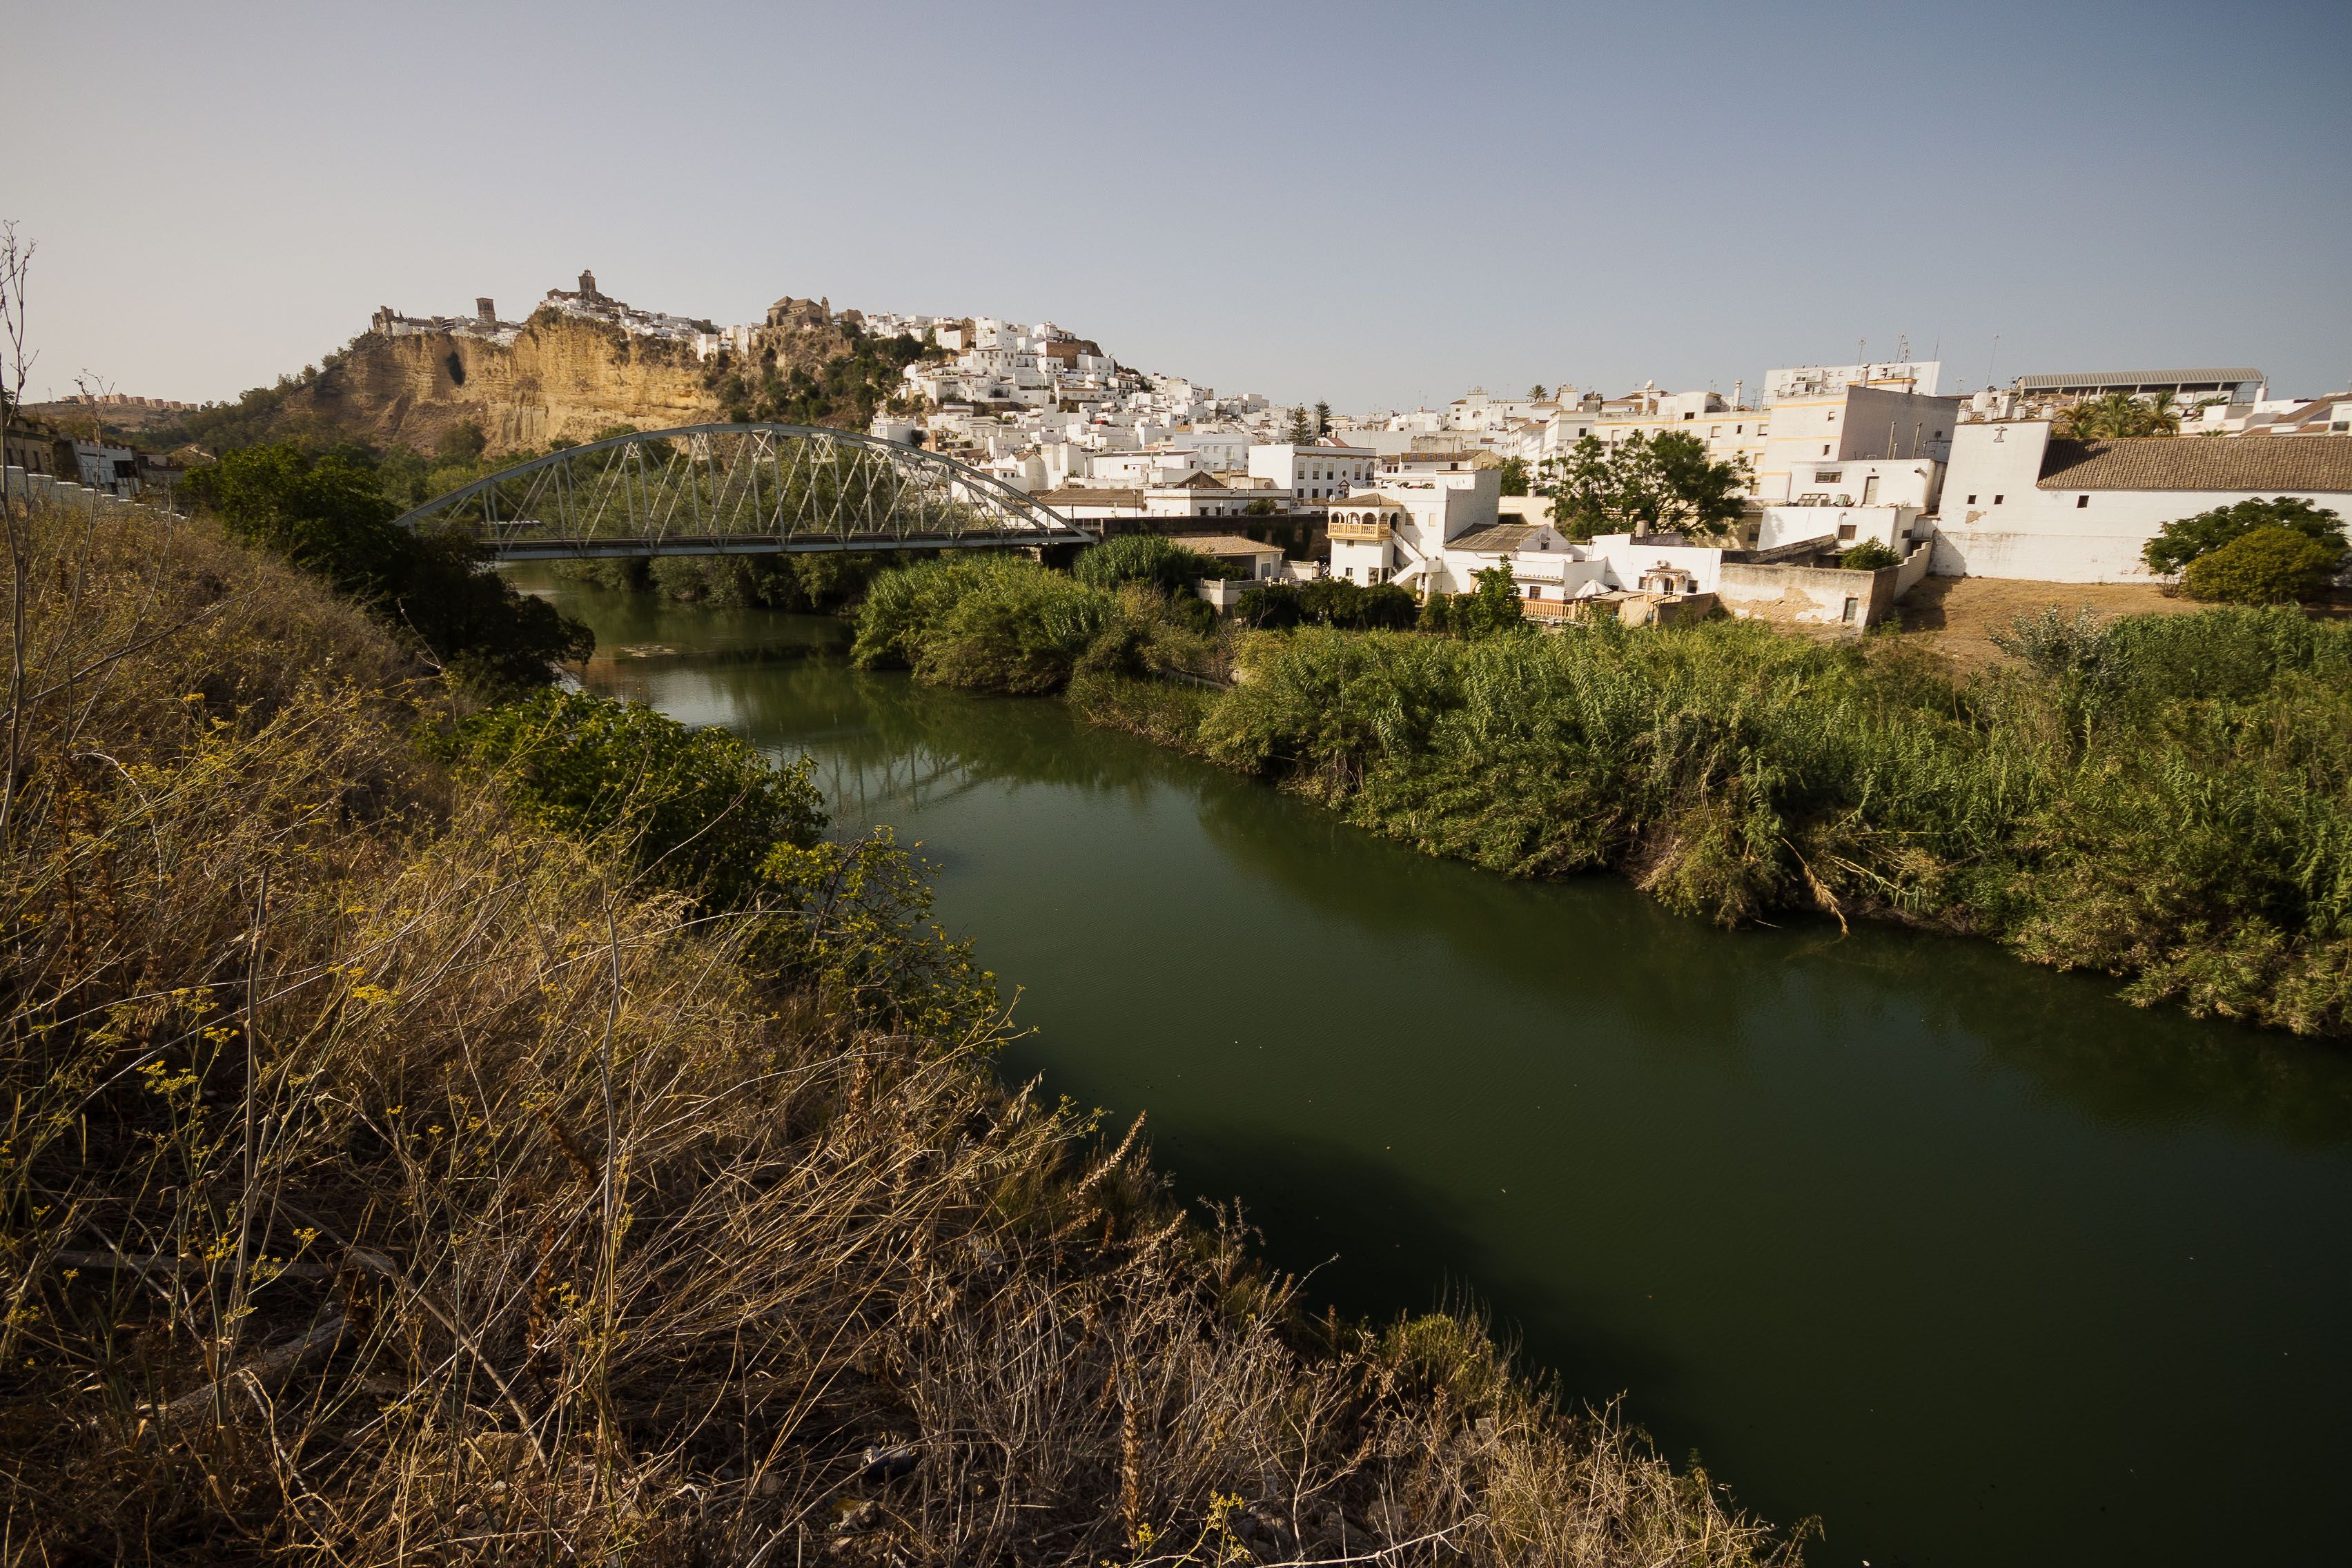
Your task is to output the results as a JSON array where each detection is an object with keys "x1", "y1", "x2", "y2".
[{"x1": 8, "y1": 0, "x2": 2349, "y2": 413}]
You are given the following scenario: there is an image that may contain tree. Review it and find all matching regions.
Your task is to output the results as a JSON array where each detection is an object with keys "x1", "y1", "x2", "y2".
[
  {"x1": 1495, "y1": 456, "x2": 1529, "y2": 498},
  {"x1": 1313, "y1": 400, "x2": 1332, "y2": 435},
  {"x1": 181, "y1": 441, "x2": 592, "y2": 689},
  {"x1": 1423, "y1": 559, "x2": 1526, "y2": 638},
  {"x1": 1294, "y1": 577, "x2": 1417, "y2": 629},
  {"x1": 1538, "y1": 431, "x2": 1750, "y2": 542},
  {"x1": 2182, "y1": 526, "x2": 2343, "y2": 605},
  {"x1": 1528, "y1": 384, "x2": 1547, "y2": 401},
  {"x1": 1072, "y1": 533, "x2": 1226, "y2": 594},
  {"x1": 1286, "y1": 406, "x2": 1316, "y2": 444},
  {"x1": 435, "y1": 418, "x2": 488, "y2": 464},
  {"x1": 2059, "y1": 391, "x2": 2179, "y2": 440},
  {"x1": 2143, "y1": 497, "x2": 2346, "y2": 576}
]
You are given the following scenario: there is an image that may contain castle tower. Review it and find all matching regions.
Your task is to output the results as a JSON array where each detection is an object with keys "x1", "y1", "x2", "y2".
[
  {"x1": 476, "y1": 297, "x2": 496, "y2": 326},
  {"x1": 578, "y1": 270, "x2": 598, "y2": 297}
]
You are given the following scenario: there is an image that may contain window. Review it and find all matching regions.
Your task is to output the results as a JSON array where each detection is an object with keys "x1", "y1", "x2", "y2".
[
  {"x1": 1822, "y1": 445, "x2": 1832, "y2": 455},
  {"x1": 1965, "y1": 493, "x2": 1976, "y2": 504},
  {"x1": 2075, "y1": 495, "x2": 2090, "y2": 509},
  {"x1": 1992, "y1": 494, "x2": 2004, "y2": 505},
  {"x1": 1816, "y1": 469, "x2": 1843, "y2": 482},
  {"x1": 1836, "y1": 524, "x2": 1856, "y2": 542},
  {"x1": 1683, "y1": 411, "x2": 1696, "y2": 421},
  {"x1": 1841, "y1": 596, "x2": 1859, "y2": 624}
]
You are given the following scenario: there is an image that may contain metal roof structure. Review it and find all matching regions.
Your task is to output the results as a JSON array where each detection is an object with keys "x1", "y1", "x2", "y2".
[{"x1": 2014, "y1": 369, "x2": 2263, "y2": 396}]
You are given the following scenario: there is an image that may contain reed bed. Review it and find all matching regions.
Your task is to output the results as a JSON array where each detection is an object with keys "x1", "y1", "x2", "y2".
[
  {"x1": 0, "y1": 500, "x2": 1796, "y2": 1565},
  {"x1": 855, "y1": 553, "x2": 2352, "y2": 1037}
]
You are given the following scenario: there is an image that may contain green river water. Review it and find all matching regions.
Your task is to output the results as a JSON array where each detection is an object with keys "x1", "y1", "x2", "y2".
[{"x1": 522, "y1": 570, "x2": 2352, "y2": 1568}]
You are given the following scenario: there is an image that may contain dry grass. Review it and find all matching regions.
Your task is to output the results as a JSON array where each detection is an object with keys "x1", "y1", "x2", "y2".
[{"x1": 0, "y1": 499, "x2": 1798, "y2": 1566}]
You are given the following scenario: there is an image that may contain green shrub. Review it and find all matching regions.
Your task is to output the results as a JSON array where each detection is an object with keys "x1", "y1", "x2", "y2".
[
  {"x1": 2144, "y1": 497, "x2": 2346, "y2": 575},
  {"x1": 854, "y1": 555, "x2": 1117, "y2": 694},
  {"x1": 1837, "y1": 538, "x2": 1903, "y2": 570},
  {"x1": 2182, "y1": 525, "x2": 2343, "y2": 604},
  {"x1": 1236, "y1": 582, "x2": 1304, "y2": 629},
  {"x1": 1296, "y1": 577, "x2": 1420, "y2": 629},
  {"x1": 434, "y1": 687, "x2": 825, "y2": 907},
  {"x1": 1073, "y1": 533, "x2": 1229, "y2": 594},
  {"x1": 1420, "y1": 561, "x2": 1527, "y2": 638}
]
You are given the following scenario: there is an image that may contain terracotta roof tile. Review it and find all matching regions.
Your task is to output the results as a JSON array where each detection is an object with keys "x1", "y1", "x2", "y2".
[{"x1": 2036, "y1": 435, "x2": 2352, "y2": 492}]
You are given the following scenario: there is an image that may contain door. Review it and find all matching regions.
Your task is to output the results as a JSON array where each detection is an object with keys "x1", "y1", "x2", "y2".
[{"x1": 1862, "y1": 474, "x2": 1879, "y2": 504}]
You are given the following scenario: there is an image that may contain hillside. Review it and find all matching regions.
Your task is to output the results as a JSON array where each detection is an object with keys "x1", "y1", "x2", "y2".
[{"x1": 174, "y1": 295, "x2": 926, "y2": 459}]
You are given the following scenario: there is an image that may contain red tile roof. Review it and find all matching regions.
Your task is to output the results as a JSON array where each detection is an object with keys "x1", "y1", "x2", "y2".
[{"x1": 2037, "y1": 435, "x2": 2352, "y2": 492}]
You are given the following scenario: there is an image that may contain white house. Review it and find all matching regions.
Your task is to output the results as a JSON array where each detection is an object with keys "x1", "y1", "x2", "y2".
[
  {"x1": 1143, "y1": 472, "x2": 1274, "y2": 520},
  {"x1": 1433, "y1": 520, "x2": 1586, "y2": 604},
  {"x1": 1034, "y1": 487, "x2": 1144, "y2": 521},
  {"x1": 1326, "y1": 467, "x2": 1500, "y2": 590},
  {"x1": 1930, "y1": 424, "x2": 2352, "y2": 582},
  {"x1": 1248, "y1": 441, "x2": 1377, "y2": 503},
  {"x1": 1752, "y1": 384, "x2": 1960, "y2": 504}
]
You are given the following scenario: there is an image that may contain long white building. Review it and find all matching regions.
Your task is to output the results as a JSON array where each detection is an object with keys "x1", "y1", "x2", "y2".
[{"x1": 1932, "y1": 424, "x2": 2352, "y2": 582}]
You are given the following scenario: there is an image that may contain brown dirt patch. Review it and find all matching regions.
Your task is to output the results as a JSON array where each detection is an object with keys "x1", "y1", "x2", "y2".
[{"x1": 1890, "y1": 576, "x2": 2202, "y2": 669}]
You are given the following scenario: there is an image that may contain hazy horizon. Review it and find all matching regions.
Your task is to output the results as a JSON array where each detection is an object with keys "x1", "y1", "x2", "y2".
[{"x1": 9, "y1": 0, "x2": 2349, "y2": 413}]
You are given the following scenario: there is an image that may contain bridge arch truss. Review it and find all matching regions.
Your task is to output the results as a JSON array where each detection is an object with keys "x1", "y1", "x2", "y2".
[{"x1": 392, "y1": 423, "x2": 1093, "y2": 559}]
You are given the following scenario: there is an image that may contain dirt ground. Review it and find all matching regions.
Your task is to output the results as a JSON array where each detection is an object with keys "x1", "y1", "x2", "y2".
[{"x1": 1887, "y1": 576, "x2": 2206, "y2": 669}]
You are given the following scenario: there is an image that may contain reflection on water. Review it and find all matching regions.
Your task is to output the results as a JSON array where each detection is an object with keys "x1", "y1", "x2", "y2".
[{"x1": 525, "y1": 569, "x2": 2352, "y2": 1568}]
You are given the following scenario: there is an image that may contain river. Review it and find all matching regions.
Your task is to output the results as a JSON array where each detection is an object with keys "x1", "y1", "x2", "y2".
[{"x1": 522, "y1": 569, "x2": 2352, "y2": 1567}]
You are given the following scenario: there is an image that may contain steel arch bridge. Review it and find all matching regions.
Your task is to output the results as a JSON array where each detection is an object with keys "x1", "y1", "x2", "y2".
[{"x1": 392, "y1": 423, "x2": 1093, "y2": 560}]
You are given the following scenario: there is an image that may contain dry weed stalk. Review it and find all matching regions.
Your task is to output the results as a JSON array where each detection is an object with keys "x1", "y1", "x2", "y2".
[{"x1": 0, "y1": 500, "x2": 1798, "y2": 1565}]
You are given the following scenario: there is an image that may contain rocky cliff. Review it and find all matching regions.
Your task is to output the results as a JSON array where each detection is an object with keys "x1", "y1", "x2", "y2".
[
  {"x1": 257, "y1": 298, "x2": 890, "y2": 458},
  {"x1": 257, "y1": 311, "x2": 713, "y2": 456}
]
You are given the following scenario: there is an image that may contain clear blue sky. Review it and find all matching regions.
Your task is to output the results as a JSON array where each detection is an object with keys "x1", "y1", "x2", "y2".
[{"x1": 10, "y1": 0, "x2": 2349, "y2": 411}]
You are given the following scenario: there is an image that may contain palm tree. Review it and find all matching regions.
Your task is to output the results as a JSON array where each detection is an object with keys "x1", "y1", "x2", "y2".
[{"x1": 2059, "y1": 390, "x2": 2179, "y2": 440}]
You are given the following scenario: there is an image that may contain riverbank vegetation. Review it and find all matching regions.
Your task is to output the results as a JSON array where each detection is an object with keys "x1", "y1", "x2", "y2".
[
  {"x1": 0, "y1": 498, "x2": 1795, "y2": 1562},
  {"x1": 855, "y1": 549, "x2": 2352, "y2": 1038}
]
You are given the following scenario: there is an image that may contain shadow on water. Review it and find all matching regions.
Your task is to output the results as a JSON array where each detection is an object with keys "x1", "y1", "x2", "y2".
[
  {"x1": 1155, "y1": 1125, "x2": 1690, "y2": 1422},
  {"x1": 1182, "y1": 763, "x2": 2352, "y2": 1148}
]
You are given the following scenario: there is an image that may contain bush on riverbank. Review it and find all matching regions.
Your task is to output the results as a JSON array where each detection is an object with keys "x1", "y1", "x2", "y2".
[
  {"x1": 1206, "y1": 610, "x2": 2352, "y2": 1032},
  {"x1": 856, "y1": 550, "x2": 2352, "y2": 1035},
  {"x1": 2, "y1": 500, "x2": 1794, "y2": 1564},
  {"x1": 853, "y1": 553, "x2": 1232, "y2": 694}
]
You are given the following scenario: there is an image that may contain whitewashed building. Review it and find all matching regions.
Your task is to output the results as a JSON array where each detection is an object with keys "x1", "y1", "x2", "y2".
[
  {"x1": 1248, "y1": 441, "x2": 1376, "y2": 502},
  {"x1": 1931, "y1": 424, "x2": 2352, "y2": 582}
]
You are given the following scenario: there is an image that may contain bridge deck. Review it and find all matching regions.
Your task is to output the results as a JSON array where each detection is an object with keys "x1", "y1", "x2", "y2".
[{"x1": 484, "y1": 529, "x2": 1093, "y2": 561}]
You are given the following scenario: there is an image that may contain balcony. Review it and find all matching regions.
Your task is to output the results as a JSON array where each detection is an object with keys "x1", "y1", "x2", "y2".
[{"x1": 1326, "y1": 518, "x2": 1393, "y2": 542}]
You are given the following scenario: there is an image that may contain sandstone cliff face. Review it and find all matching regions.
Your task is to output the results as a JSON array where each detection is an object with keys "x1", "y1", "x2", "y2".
[
  {"x1": 262, "y1": 300, "x2": 901, "y2": 458},
  {"x1": 279, "y1": 313, "x2": 723, "y2": 456}
]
